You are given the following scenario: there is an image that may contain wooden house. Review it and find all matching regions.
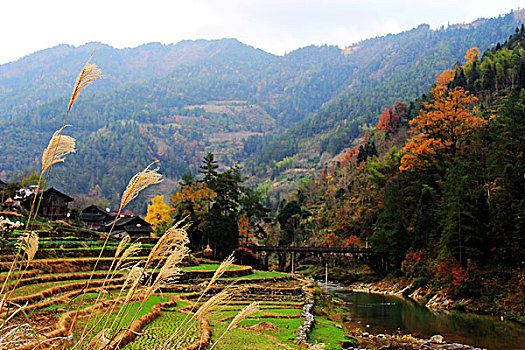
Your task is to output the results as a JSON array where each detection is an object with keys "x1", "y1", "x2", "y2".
[
  {"x1": 22, "y1": 187, "x2": 74, "y2": 220},
  {"x1": 81, "y1": 205, "x2": 115, "y2": 230},
  {"x1": 104, "y1": 215, "x2": 153, "y2": 239}
]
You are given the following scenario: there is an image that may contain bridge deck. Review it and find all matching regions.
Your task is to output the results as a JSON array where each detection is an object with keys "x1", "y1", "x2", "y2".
[{"x1": 245, "y1": 245, "x2": 379, "y2": 254}]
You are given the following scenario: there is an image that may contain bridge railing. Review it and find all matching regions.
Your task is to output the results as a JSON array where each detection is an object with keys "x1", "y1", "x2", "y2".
[{"x1": 244, "y1": 245, "x2": 378, "y2": 254}]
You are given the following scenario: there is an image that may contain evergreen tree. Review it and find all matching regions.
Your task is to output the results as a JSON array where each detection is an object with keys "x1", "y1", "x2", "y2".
[
  {"x1": 277, "y1": 200, "x2": 302, "y2": 245},
  {"x1": 439, "y1": 159, "x2": 484, "y2": 267},
  {"x1": 199, "y1": 152, "x2": 219, "y2": 187}
]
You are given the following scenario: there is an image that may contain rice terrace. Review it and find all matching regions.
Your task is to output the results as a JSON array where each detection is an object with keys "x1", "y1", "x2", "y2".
[{"x1": 0, "y1": 58, "x2": 349, "y2": 350}]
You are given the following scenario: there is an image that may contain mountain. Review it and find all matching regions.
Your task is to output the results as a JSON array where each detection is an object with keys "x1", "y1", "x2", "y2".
[
  {"x1": 0, "y1": 10, "x2": 523, "y2": 211},
  {"x1": 0, "y1": 39, "x2": 274, "y2": 121},
  {"x1": 278, "y1": 27, "x2": 525, "y2": 320},
  {"x1": 244, "y1": 10, "x2": 525, "y2": 200}
]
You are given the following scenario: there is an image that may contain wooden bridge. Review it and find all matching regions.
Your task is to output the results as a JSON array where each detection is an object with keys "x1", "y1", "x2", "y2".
[{"x1": 244, "y1": 245, "x2": 389, "y2": 275}]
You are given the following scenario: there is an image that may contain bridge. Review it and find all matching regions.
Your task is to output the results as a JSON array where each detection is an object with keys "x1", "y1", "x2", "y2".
[{"x1": 243, "y1": 245, "x2": 389, "y2": 275}]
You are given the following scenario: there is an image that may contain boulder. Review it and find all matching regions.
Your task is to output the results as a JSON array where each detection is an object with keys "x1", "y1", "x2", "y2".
[{"x1": 430, "y1": 334, "x2": 445, "y2": 343}]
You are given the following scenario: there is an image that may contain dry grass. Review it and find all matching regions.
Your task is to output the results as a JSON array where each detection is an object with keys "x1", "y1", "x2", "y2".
[
  {"x1": 41, "y1": 126, "x2": 76, "y2": 173},
  {"x1": 119, "y1": 162, "x2": 163, "y2": 212}
]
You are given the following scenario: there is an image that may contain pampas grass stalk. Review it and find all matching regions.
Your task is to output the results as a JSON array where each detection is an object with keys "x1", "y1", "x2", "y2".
[
  {"x1": 68, "y1": 53, "x2": 103, "y2": 114},
  {"x1": 167, "y1": 252, "x2": 236, "y2": 344},
  {"x1": 102, "y1": 227, "x2": 189, "y2": 349},
  {"x1": 119, "y1": 161, "x2": 163, "y2": 212},
  {"x1": 3, "y1": 53, "x2": 101, "y2": 339},
  {"x1": 87, "y1": 328, "x2": 110, "y2": 350},
  {"x1": 72, "y1": 262, "x2": 145, "y2": 350},
  {"x1": 66, "y1": 162, "x2": 162, "y2": 350},
  {"x1": 1, "y1": 54, "x2": 98, "y2": 312},
  {"x1": 208, "y1": 301, "x2": 260, "y2": 350},
  {"x1": 75, "y1": 239, "x2": 141, "y2": 347},
  {"x1": 41, "y1": 126, "x2": 77, "y2": 173}
]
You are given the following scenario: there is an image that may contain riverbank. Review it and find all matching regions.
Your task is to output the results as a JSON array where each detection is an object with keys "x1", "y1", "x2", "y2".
[
  {"x1": 315, "y1": 285, "x2": 493, "y2": 350},
  {"x1": 344, "y1": 279, "x2": 524, "y2": 325}
]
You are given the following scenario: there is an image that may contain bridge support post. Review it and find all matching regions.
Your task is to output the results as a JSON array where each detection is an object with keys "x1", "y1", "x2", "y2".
[
  {"x1": 291, "y1": 251, "x2": 295, "y2": 274},
  {"x1": 278, "y1": 253, "x2": 286, "y2": 272}
]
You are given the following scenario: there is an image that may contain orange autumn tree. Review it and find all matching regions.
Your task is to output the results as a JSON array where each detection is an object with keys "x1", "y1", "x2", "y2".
[
  {"x1": 400, "y1": 69, "x2": 486, "y2": 173},
  {"x1": 169, "y1": 181, "x2": 216, "y2": 231},
  {"x1": 464, "y1": 47, "x2": 480, "y2": 66},
  {"x1": 376, "y1": 101, "x2": 407, "y2": 134},
  {"x1": 145, "y1": 195, "x2": 174, "y2": 234},
  {"x1": 238, "y1": 213, "x2": 255, "y2": 245}
]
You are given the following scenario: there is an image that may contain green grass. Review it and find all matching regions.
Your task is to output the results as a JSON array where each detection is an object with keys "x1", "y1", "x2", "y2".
[
  {"x1": 35, "y1": 292, "x2": 102, "y2": 313},
  {"x1": 10, "y1": 278, "x2": 104, "y2": 297},
  {"x1": 122, "y1": 299, "x2": 197, "y2": 349},
  {"x1": 74, "y1": 295, "x2": 169, "y2": 347},
  {"x1": 308, "y1": 317, "x2": 346, "y2": 350},
  {"x1": 220, "y1": 270, "x2": 288, "y2": 280},
  {"x1": 182, "y1": 263, "x2": 245, "y2": 271},
  {"x1": 213, "y1": 316, "x2": 303, "y2": 349},
  {"x1": 217, "y1": 307, "x2": 301, "y2": 319},
  {"x1": 205, "y1": 302, "x2": 304, "y2": 349},
  {"x1": 218, "y1": 304, "x2": 302, "y2": 311}
]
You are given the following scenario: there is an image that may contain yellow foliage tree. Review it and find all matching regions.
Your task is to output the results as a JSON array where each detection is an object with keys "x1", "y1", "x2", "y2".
[
  {"x1": 169, "y1": 182, "x2": 216, "y2": 231},
  {"x1": 145, "y1": 195, "x2": 174, "y2": 235}
]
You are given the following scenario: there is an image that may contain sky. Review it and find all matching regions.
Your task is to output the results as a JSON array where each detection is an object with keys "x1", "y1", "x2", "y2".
[{"x1": 0, "y1": 0, "x2": 522, "y2": 65}]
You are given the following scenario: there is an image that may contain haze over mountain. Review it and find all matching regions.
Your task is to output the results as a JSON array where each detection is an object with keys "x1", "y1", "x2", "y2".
[{"x1": 0, "y1": 9, "x2": 523, "y2": 211}]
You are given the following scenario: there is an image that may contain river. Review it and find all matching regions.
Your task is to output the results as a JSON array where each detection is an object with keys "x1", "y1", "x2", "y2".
[{"x1": 334, "y1": 290, "x2": 525, "y2": 350}]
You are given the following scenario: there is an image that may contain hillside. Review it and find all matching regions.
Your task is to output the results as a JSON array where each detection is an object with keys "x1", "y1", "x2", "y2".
[
  {"x1": 276, "y1": 27, "x2": 525, "y2": 320},
  {"x1": 0, "y1": 10, "x2": 524, "y2": 211},
  {"x1": 244, "y1": 10, "x2": 525, "y2": 204}
]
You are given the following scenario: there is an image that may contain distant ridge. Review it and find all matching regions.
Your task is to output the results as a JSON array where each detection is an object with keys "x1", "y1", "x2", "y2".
[{"x1": 0, "y1": 10, "x2": 522, "y2": 211}]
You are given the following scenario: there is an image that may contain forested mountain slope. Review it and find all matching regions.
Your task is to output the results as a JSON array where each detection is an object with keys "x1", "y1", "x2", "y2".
[
  {"x1": 0, "y1": 10, "x2": 523, "y2": 211},
  {"x1": 275, "y1": 27, "x2": 525, "y2": 320},
  {"x1": 244, "y1": 10, "x2": 525, "y2": 190}
]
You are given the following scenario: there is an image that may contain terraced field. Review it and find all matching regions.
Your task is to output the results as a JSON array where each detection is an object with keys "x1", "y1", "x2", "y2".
[{"x1": 1, "y1": 228, "x2": 347, "y2": 349}]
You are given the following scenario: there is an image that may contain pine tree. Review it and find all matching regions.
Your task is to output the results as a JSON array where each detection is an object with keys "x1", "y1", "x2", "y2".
[{"x1": 199, "y1": 152, "x2": 219, "y2": 188}]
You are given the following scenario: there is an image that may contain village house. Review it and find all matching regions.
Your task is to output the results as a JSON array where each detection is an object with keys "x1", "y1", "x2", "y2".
[
  {"x1": 80, "y1": 206, "x2": 154, "y2": 238},
  {"x1": 103, "y1": 214, "x2": 153, "y2": 239},
  {"x1": 22, "y1": 187, "x2": 74, "y2": 220},
  {"x1": 80, "y1": 205, "x2": 115, "y2": 230}
]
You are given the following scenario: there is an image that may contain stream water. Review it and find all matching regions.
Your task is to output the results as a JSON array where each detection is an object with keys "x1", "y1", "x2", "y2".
[{"x1": 334, "y1": 290, "x2": 525, "y2": 350}]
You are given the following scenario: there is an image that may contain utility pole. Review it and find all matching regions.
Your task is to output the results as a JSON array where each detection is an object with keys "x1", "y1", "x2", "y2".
[
  {"x1": 291, "y1": 251, "x2": 295, "y2": 274},
  {"x1": 325, "y1": 258, "x2": 328, "y2": 285}
]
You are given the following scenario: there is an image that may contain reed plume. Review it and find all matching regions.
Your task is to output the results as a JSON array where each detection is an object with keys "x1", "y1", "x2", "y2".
[
  {"x1": 70, "y1": 160, "x2": 163, "y2": 347},
  {"x1": 206, "y1": 253, "x2": 235, "y2": 294},
  {"x1": 68, "y1": 54, "x2": 103, "y2": 113},
  {"x1": 115, "y1": 242, "x2": 142, "y2": 270},
  {"x1": 115, "y1": 236, "x2": 131, "y2": 258},
  {"x1": 41, "y1": 126, "x2": 76, "y2": 173},
  {"x1": 166, "y1": 252, "x2": 237, "y2": 347},
  {"x1": 87, "y1": 328, "x2": 109, "y2": 350},
  {"x1": 148, "y1": 220, "x2": 190, "y2": 261},
  {"x1": 209, "y1": 301, "x2": 260, "y2": 350},
  {"x1": 16, "y1": 231, "x2": 39, "y2": 267},
  {"x1": 147, "y1": 248, "x2": 188, "y2": 293},
  {"x1": 119, "y1": 161, "x2": 163, "y2": 211},
  {"x1": 194, "y1": 285, "x2": 243, "y2": 321},
  {"x1": 226, "y1": 301, "x2": 260, "y2": 330},
  {"x1": 123, "y1": 265, "x2": 144, "y2": 291}
]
